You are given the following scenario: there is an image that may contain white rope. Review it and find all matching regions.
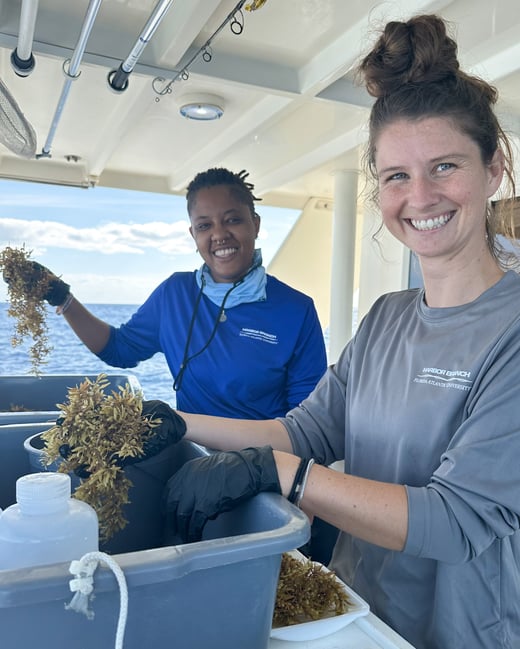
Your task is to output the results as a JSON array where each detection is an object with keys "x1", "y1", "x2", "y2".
[{"x1": 65, "y1": 551, "x2": 129, "y2": 649}]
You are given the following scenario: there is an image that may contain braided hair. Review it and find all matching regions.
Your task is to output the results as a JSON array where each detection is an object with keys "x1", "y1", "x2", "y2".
[{"x1": 186, "y1": 168, "x2": 261, "y2": 219}]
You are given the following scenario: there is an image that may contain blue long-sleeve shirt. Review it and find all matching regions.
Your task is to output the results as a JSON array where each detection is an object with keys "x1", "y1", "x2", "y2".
[{"x1": 97, "y1": 271, "x2": 327, "y2": 419}]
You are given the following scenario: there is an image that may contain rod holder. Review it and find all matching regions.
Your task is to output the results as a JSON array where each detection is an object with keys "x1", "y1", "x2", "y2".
[
  {"x1": 10, "y1": 48, "x2": 35, "y2": 77},
  {"x1": 107, "y1": 66, "x2": 130, "y2": 93}
]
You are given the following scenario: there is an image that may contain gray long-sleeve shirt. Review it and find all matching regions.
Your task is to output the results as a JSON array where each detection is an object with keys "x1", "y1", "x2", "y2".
[{"x1": 282, "y1": 270, "x2": 520, "y2": 649}]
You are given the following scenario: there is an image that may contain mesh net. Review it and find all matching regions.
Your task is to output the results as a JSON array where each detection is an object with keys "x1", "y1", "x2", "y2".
[{"x1": 0, "y1": 77, "x2": 36, "y2": 158}]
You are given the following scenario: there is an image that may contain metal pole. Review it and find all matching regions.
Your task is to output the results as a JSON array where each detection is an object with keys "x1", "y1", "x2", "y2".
[
  {"x1": 328, "y1": 170, "x2": 359, "y2": 363},
  {"x1": 38, "y1": 0, "x2": 103, "y2": 157},
  {"x1": 107, "y1": 0, "x2": 174, "y2": 92},
  {"x1": 11, "y1": 0, "x2": 39, "y2": 76}
]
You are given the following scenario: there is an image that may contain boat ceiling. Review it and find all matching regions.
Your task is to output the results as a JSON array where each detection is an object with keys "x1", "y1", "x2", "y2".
[{"x1": 0, "y1": 0, "x2": 519, "y2": 208}]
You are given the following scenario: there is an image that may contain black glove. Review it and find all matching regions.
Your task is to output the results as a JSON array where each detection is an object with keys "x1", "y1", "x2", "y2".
[
  {"x1": 128, "y1": 399, "x2": 187, "y2": 464},
  {"x1": 2, "y1": 260, "x2": 70, "y2": 307},
  {"x1": 58, "y1": 400, "x2": 187, "y2": 475},
  {"x1": 163, "y1": 446, "x2": 281, "y2": 544},
  {"x1": 58, "y1": 433, "x2": 91, "y2": 479}
]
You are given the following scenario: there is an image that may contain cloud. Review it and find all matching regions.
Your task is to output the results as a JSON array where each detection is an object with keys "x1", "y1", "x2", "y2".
[
  {"x1": 65, "y1": 271, "x2": 173, "y2": 304},
  {"x1": 0, "y1": 217, "x2": 194, "y2": 255}
]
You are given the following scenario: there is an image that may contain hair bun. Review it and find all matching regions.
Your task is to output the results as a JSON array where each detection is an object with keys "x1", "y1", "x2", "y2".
[{"x1": 360, "y1": 14, "x2": 459, "y2": 98}]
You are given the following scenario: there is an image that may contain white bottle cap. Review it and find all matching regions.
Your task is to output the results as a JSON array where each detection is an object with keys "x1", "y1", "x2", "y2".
[{"x1": 16, "y1": 473, "x2": 72, "y2": 514}]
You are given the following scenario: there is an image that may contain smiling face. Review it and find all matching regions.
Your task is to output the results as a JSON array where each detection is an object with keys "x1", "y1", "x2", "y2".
[
  {"x1": 188, "y1": 184, "x2": 260, "y2": 283},
  {"x1": 375, "y1": 117, "x2": 504, "y2": 270}
]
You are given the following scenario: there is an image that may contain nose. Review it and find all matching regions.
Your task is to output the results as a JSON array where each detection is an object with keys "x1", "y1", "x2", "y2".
[
  {"x1": 211, "y1": 226, "x2": 228, "y2": 243},
  {"x1": 408, "y1": 175, "x2": 440, "y2": 209}
]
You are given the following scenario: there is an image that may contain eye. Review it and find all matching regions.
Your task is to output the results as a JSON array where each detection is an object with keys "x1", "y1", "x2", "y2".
[
  {"x1": 381, "y1": 171, "x2": 408, "y2": 183},
  {"x1": 194, "y1": 222, "x2": 210, "y2": 232},
  {"x1": 226, "y1": 215, "x2": 243, "y2": 225},
  {"x1": 436, "y1": 162, "x2": 455, "y2": 172}
]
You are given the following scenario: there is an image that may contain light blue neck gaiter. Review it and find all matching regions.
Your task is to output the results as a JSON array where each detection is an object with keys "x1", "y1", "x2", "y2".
[{"x1": 195, "y1": 249, "x2": 267, "y2": 308}]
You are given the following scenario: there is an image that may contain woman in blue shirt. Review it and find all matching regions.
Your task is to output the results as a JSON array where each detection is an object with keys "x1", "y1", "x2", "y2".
[{"x1": 7, "y1": 168, "x2": 327, "y2": 419}]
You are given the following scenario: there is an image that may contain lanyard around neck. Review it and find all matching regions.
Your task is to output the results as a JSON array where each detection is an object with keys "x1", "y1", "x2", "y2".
[{"x1": 173, "y1": 275, "x2": 243, "y2": 392}]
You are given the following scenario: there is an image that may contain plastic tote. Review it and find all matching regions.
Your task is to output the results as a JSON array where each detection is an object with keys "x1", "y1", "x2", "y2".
[
  {"x1": 0, "y1": 373, "x2": 142, "y2": 425},
  {"x1": 23, "y1": 431, "x2": 207, "y2": 554},
  {"x1": 1, "y1": 378, "x2": 311, "y2": 649},
  {"x1": 0, "y1": 488, "x2": 310, "y2": 649}
]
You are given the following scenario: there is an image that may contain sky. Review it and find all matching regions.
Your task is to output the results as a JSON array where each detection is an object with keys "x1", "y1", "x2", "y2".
[{"x1": 0, "y1": 178, "x2": 301, "y2": 304}]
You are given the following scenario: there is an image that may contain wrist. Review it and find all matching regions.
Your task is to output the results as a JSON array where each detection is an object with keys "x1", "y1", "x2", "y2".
[
  {"x1": 275, "y1": 452, "x2": 305, "y2": 500},
  {"x1": 56, "y1": 292, "x2": 74, "y2": 315},
  {"x1": 45, "y1": 277, "x2": 71, "y2": 306},
  {"x1": 287, "y1": 457, "x2": 315, "y2": 507},
  {"x1": 294, "y1": 459, "x2": 314, "y2": 507}
]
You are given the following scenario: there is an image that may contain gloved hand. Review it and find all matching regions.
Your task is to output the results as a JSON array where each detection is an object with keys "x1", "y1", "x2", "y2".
[
  {"x1": 163, "y1": 446, "x2": 281, "y2": 544},
  {"x1": 58, "y1": 442, "x2": 91, "y2": 479},
  {"x1": 130, "y1": 399, "x2": 187, "y2": 464},
  {"x1": 2, "y1": 260, "x2": 70, "y2": 306},
  {"x1": 58, "y1": 400, "x2": 187, "y2": 476}
]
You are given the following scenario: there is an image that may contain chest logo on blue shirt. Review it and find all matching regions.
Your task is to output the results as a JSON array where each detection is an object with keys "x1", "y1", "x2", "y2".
[
  {"x1": 413, "y1": 366, "x2": 472, "y2": 392},
  {"x1": 239, "y1": 328, "x2": 278, "y2": 344}
]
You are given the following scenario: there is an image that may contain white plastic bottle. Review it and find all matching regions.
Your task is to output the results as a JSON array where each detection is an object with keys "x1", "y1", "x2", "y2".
[{"x1": 0, "y1": 472, "x2": 98, "y2": 570}]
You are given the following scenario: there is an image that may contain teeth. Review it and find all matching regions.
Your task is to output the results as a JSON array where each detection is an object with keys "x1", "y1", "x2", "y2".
[
  {"x1": 214, "y1": 247, "x2": 236, "y2": 257},
  {"x1": 411, "y1": 214, "x2": 452, "y2": 231}
]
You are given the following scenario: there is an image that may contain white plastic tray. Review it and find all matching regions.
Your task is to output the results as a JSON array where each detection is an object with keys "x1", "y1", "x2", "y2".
[{"x1": 270, "y1": 551, "x2": 370, "y2": 642}]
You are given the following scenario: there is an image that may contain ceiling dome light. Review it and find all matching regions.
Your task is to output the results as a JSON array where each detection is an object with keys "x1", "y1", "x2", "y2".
[{"x1": 179, "y1": 93, "x2": 225, "y2": 121}]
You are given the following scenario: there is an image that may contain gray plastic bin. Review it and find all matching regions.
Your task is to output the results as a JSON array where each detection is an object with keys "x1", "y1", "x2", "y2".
[
  {"x1": 0, "y1": 422, "x2": 57, "y2": 509},
  {"x1": 0, "y1": 373, "x2": 142, "y2": 424},
  {"x1": 0, "y1": 487, "x2": 309, "y2": 649},
  {"x1": 24, "y1": 432, "x2": 210, "y2": 554},
  {"x1": 0, "y1": 378, "x2": 310, "y2": 648}
]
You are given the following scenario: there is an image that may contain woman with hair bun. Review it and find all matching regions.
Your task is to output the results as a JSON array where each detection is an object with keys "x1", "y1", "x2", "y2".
[{"x1": 157, "y1": 14, "x2": 520, "y2": 649}]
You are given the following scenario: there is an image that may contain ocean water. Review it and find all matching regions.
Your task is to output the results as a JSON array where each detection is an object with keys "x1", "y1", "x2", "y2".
[{"x1": 0, "y1": 302, "x2": 176, "y2": 406}]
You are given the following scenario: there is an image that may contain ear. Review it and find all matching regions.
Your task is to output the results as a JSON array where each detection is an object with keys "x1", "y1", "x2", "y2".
[
  {"x1": 189, "y1": 225, "x2": 195, "y2": 240},
  {"x1": 486, "y1": 148, "x2": 505, "y2": 198},
  {"x1": 253, "y1": 212, "x2": 261, "y2": 237}
]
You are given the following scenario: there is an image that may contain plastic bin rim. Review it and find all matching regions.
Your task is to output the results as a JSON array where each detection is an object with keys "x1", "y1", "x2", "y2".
[
  {"x1": 0, "y1": 373, "x2": 142, "y2": 412},
  {"x1": 0, "y1": 493, "x2": 310, "y2": 608}
]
